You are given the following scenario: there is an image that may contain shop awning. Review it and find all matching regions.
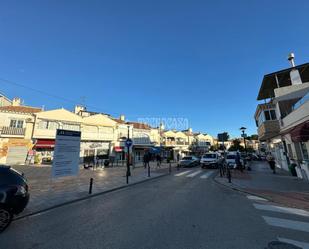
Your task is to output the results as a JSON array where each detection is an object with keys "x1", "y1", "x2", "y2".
[
  {"x1": 34, "y1": 139, "x2": 55, "y2": 148},
  {"x1": 290, "y1": 122, "x2": 309, "y2": 142},
  {"x1": 114, "y1": 146, "x2": 123, "y2": 152}
]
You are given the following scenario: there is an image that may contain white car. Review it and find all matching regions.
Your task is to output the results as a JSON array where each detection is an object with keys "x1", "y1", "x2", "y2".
[
  {"x1": 226, "y1": 153, "x2": 243, "y2": 169},
  {"x1": 200, "y1": 152, "x2": 222, "y2": 169}
]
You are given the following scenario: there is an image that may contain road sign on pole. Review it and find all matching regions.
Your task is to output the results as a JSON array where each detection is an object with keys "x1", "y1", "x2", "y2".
[{"x1": 125, "y1": 138, "x2": 133, "y2": 148}]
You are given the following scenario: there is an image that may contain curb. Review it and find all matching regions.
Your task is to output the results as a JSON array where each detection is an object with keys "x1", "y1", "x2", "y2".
[
  {"x1": 14, "y1": 172, "x2": 169, "y2": 221},
  {"x1": 212, "y1": 172, "x2": 273, "y2": 202}
]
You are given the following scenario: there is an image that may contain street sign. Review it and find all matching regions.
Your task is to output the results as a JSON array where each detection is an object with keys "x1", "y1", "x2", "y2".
[
  {"x1": 241, "y1": 133, "x2": 247, "y2": 138},
  {"x1": 218, "y1": 132, "x2": 229, "y2": 142},
  {"x1": 125, "y1": 138, "x2": 133, "y2": 147},
  {"x1": 52, "y1": 129, "x2": 81, "y2": 179}
]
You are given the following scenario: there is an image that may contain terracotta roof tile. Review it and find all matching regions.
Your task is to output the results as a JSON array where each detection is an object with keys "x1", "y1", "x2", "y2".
[
  {"x1": 126, "y1": 122, "x2": 151, "y2": 130},
  {"x1": 0, "y1": 105, "x2": 42, "y2": 114},
  {"x1": 111, "y1": 118, "x2": 126, "y2": 124}
]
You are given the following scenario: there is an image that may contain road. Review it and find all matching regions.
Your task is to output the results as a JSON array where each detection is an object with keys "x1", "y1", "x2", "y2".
[{"x1": 1, "y1": 168, "x2": 309, "y2": 249}]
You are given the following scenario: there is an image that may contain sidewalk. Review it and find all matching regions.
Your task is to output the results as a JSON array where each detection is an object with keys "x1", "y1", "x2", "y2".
[
  {"x1": 215, "y1": 161, "x2": 309, "y2": 211},
  {"x1": 12, "y1": 162, "x2": 176, "y2": 217}
]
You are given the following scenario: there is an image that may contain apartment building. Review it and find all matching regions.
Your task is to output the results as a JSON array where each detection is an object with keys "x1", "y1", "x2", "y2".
[
  {"x1": 255, "y1": 53, "x2": 309, "y2": 178},
  {"x1": 0, "y1": 97, "x2": 41, "y2": 164}
]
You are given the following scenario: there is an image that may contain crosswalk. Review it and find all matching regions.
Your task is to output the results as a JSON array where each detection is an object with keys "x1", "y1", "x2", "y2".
[
  {"x1": 247, "y1": 195, "x2": 309, "y2": 248},
  {"x1": 174, "y1": 169, "x2": 215, "y2": 179}
]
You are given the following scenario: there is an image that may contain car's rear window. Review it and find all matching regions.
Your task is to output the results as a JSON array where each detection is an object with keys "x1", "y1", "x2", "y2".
[
  {"x1": 227, "y1": 155, "x2": 236, "y2": 159},
  {"x1": 203, "y1": 154, "x2": 216, "y2": 159}
]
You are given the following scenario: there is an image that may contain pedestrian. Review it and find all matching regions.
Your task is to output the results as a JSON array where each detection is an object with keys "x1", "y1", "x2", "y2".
[
  {"x1": 177, "y1": 153, "x2": 180, "y2": 162},
  {"x1": 235, "y1": 152, "x2": 242, "y2": 172},
  {"x1": 267, "y1": 152, "x2": 276, "y2": 174},
  {"x1": 143, "y1": 153, "x2": 147, "y2": 169},
  {"x1": 156, "y1": 154, "x2": 162, "y2": 168}
]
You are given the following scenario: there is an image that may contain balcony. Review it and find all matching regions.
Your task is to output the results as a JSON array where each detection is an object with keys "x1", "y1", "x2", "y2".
[
  {"x1": 163, "y1": 140, "x2": 189, "y2": 146},
  {"x1": 0, "y1": 126, "x2": 26, "y2": 137},
  {"x1": 257, "y1": 120, "x2": 280, "y2": 141},
  {"x1": 281, "y1": 97, "x2": 309, "y2": 131}
]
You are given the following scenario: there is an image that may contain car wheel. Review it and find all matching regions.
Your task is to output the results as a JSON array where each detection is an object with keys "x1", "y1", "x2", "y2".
[{"x1": 0, "y1": 206, "x2": 13, "y2": 232}]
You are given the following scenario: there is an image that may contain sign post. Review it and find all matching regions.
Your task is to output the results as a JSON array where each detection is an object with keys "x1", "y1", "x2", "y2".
[
  {"x1": 52, "y1": 129, "x2": 81, "y2": 179},
  {"x1": 125, "y1": 137, "x2": 133, "y2": 184}
]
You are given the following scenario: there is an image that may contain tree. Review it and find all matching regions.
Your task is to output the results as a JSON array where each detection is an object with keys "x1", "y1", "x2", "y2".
[
  {"x1": 228, "y1": 139, "x2": 244, "y2": 152},
  {"x1": 247, "y1": 134, "x2": 258, "y2": 141}
]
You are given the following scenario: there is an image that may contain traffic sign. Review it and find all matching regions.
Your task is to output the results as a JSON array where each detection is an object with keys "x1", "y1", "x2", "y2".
[{"x1": 125, "y1": 138, "x2": 133, "y2": 147}]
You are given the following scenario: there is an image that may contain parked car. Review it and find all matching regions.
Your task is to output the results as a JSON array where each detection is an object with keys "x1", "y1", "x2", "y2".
[
  {"x1": 179, "y1": 156, "x2": 200, "y2": 168},
  {"x1": 225, "y1": 153, "x2": 243, "y2": 169},
  {"x1": 200, "y1": 152, "x2": 223, "y2": 169},
  {"x1": 0, "y1": 165, "x2": 29, "y2": 232}
]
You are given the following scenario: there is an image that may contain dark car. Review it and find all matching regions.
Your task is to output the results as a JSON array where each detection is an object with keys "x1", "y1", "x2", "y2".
[
  {"x1": 179, "y1": 156, "x2": 200, "y2": 168},
  {"x1": 0, "y1": 165, "x2": 29, "y2": 232}
]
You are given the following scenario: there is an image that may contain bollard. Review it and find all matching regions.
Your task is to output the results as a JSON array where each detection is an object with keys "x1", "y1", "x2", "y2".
[
  {"x1": 148, "y1": 163, "x2": 150, "y2": 177},
  {"x1": 177, "y1": 164, "x2": 180, "y2": 171},
  {"x1": 169, "y1": 162, "x2": 171, "y2": 174},
  {"x1": 227, "y1": 168, "x2": 231, "y2": 183},
  {"x1": 219, "y1": 166, "x2": 222, "y2": 177},
  {"x1": 126, "y1": 171, "x2": 129, "y2": 184},
  {"x1": 89, "y1": 178, "x2": 94, "y2": 194}
]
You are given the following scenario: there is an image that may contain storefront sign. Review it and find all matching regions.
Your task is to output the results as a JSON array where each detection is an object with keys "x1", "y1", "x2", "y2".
[{"x1": 52, "y1": 129, "x2": 81, "y2": 178}]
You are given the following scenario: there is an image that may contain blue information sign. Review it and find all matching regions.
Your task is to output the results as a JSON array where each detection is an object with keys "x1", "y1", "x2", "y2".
[{"x1": 125, "y1": 138, "x2": 133, "y2": 147}]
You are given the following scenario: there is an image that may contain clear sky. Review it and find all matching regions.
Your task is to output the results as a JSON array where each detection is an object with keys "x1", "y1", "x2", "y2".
[{"x1": 0, "y1": 1, "x2": 309, "y2": 138}]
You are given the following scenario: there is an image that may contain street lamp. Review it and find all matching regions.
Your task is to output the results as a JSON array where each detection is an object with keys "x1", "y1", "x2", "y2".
[{"x1": 239, "y1": 127, "x2": 247, "y2": 156}]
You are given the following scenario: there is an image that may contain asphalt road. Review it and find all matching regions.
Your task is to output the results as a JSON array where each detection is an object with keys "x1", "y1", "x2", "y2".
[{"x1": 1, "y1": 168, "x2": 308, "y2": 249}]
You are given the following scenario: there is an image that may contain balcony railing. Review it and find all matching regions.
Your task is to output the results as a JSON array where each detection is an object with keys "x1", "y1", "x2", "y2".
[
  {"x1": 0, "y1": 126, "x2": 25, "y2": 136},
  {"x1": 257, "y1": 120, "x2": 280, "y2": 141}
]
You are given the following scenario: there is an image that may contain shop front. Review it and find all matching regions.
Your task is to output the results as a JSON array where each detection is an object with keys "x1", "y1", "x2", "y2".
[
  {"x1": 33, "y1": 139, "x2": 55, "y2": 164},
  {"x1": 80, "y1": 141, "x2": 110, "y2": 164}
]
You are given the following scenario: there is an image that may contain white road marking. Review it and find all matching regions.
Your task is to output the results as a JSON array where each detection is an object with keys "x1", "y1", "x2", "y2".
[
  {"x1": 262, "y1": 216, "x2": 309, "y2": 233},
  {"x1": 186, "y1": 170, "x2": 203, "y2": 177},
  {"x1": 278, "y1": 237, "x2": 309, "y2": 249},
  {"x1": 200, "y1": 171, "x2": 214, "y2": 179},
  {"x1": 254, "y1": 204, "x2": 309, "y2": 217},
  {"x1": 247, "y1": 195, "x2": 268, "y2": 202},
  {"x1": 174, "y1": 170, "x2": 192, "y2": 177}
]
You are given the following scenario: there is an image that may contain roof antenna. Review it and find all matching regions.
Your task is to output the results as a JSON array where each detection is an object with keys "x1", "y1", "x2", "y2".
[{"x1": 288, "y1": 53, "x2": 295, "y2": 67}]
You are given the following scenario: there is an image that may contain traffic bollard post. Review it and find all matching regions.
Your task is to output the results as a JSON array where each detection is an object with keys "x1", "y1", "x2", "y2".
[
  {"x1": 227, "y1": 168, "x2": 231, "y2": 183},
  {"x1": 169, "y1": 162, "x2": 171, "y2": 174},
  {"x1": 148, "y1": 163, "x2": 150, "y2": 177},
  {"x1": 89, "y1": 178, "x2": 93, "y2": 194}
]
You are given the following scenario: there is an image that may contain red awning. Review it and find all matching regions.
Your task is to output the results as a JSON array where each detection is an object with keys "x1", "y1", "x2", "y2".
[
  {"x1": 290, "y1": 122, "x2": 309, "y2": 143},
  {"x1": 34, "y1": 139, "x2": 55, "y2": 148},
  {"x1": 114, "y1": 146, "x2": 123, "y2": 152}
]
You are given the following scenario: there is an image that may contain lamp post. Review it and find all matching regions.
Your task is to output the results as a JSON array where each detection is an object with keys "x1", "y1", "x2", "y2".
[{"x1": 240, "y1": 127, "x2": 247, "y2": 156}]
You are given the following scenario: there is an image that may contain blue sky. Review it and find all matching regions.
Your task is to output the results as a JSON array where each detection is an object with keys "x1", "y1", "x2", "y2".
[{"x1": 0, "y1": 1, "x2": 309, "y2": 138}]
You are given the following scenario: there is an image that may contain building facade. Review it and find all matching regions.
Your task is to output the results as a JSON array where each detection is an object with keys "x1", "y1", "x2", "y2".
[
  {"x1": 0, "y1": 99, "x2": 41, "y2": 164},
  {"x1": 255, "y1": 54, "x2": 309, "y2": 179}
]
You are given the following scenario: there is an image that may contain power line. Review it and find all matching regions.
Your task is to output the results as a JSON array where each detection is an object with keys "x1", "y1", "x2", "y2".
[{"x1": 0, "y1": 77, "x2": 110, "y2": 114}]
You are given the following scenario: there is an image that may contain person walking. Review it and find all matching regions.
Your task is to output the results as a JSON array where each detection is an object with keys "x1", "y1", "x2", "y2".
[
  {"x1": 143, "y1": 153, "x2": 147, "y2": 169},
  {"x1": 235, "y1": 152, "x2": 242, "y2": 172},
  {"x1": 267, "y1": 152, "x2": 276, "y2": 174},
  {"x1": 156, "y1": 154, "x2": 162, "y2": 168}
]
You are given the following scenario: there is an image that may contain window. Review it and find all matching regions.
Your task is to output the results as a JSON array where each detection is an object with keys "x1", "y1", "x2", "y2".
[
  {"x1": 10, "y1": 119, "x2": 24, "y2": 128},
  {"x1": 264, "y1": 110, "x2": 271, "y2": 120},
  {"x1": 258, "y1": 109, "x2": 277, "y2": 126},
  {"x1": 270, "y1": 110, "x2": 277, "y2": 120}
]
